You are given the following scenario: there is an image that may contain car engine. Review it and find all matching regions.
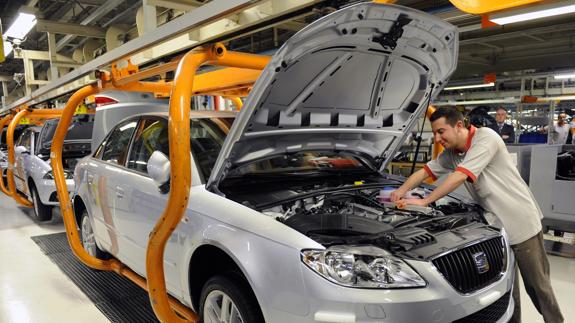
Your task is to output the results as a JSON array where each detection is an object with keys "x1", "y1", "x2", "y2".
[{"x1": 256, "y1": 186, "x2": 497, "y2": 260}]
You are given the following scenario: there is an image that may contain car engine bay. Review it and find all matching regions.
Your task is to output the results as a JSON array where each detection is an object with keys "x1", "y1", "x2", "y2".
[{"x1": 226, "y1": 183, "x2": 503, "y2": 260}]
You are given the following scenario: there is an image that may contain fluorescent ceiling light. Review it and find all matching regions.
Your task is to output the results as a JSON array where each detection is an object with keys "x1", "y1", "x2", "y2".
[
  {"x1": 554, "y1": 73, "x2": 575, "y2": 79},
  {"x1": 444, "y1": 82, "x2": 495, "y2": 91},
  {"x1": 490, "y1": 1, "x2": 575, "y2": 25},
  {"x1": 3, "y1": 12, "x2": 37, "y2": 57},
  {"x1": 3, "y1": 42, "x2": 13, "y2": 57}
]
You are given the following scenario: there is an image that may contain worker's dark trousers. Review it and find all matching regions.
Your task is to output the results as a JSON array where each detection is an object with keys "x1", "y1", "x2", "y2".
[{"x1": 509, "y1": 231, "x2": 564, "y2": 323}]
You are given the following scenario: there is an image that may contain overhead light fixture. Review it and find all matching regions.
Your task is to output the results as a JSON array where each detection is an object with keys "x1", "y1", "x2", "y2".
[
  {"x1": 554, "y1": 73, "x2": 575, "y2": 79},
  {"x1": 490, "y1": 0, "x2": 575, "y2": 25},
  {"x1": 2, "y1": 12, "x2": 37, "y2": 57},
  {"x1": 444, "y1": 82, "x2": 495, "y2": 91}
]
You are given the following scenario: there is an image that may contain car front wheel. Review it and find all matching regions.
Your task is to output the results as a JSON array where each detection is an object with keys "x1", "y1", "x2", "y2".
[
  {"x1": 200, "y1": 273, "x2": 264, "y2": 323},
  {"x1": 79, "y1": 209, "x2": 108, "y2": 259},
  {"x1": 31, "y1": 184, "x2": 52, "y2": 221}
]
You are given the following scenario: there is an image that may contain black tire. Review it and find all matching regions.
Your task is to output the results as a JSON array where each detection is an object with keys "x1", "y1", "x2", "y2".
[
  {"x1": 2, "y1": 168, "x2": 7, "y2": 188},
  {"x1": 31, "y1": 184, "x2": 52, "y2": 221},
  {"x1": 200, "y1": 273, "x2": 264, "y2": 323},
  {"x1": 79, "y1": 208, "x2": 109, "y2": 260}
]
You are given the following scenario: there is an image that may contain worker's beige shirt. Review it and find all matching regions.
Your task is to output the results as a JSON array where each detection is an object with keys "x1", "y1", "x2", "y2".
[{"x1": 425, "y1": 126, "x2": 542, "y2": 245}]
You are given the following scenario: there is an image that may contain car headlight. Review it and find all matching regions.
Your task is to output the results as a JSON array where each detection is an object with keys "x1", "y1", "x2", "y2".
[
  {"x1": 43, "y1": 170, "x2": 73, "y2": 180},
  {"x1": 301, "y1": 245, "x2": 426, "y2": 288},
  {"x1": 500, "y1": 228, "x2": 509, "y2": 271}
]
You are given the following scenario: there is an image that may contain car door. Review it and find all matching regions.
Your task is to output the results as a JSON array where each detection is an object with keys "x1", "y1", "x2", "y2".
[
  {"x1": 14, "y1": 129, "x2": 32, "y2": 194},
  {"x1": 118, "y1": 116, "x2": 182, "y2": 286},
  {"x1": 87, "y1": 118, "x2": 139, "y2": 257},
  {"x1": 118, "y1": 116, "x2": 231, "y2": 293}
]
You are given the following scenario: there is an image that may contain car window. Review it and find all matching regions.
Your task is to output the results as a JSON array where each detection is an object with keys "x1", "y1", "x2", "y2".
[
  {"x1": 127, "y1": 117, "x2": 169, "y2": 174},
  {"x1": 16, "y1": 130, "x2": 31, "y2": 150},
  {"x1": 94, "y1": 119, "x2": 138, "y2": 165},
  {"x1": 191, "y1": 118, "x2": 234, "y2": 182}
]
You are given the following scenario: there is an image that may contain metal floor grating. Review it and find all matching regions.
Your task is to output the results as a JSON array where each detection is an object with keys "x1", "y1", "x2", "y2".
[{"x1": 31, "y1": 232, "x2": 160, "y2": 323}]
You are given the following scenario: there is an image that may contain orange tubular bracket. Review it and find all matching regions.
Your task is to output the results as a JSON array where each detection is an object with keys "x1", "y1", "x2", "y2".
[
  {"x1": 50, "y1": 84, "x2": 119, "y2": 271},
  {"x1": 6, "y1": 110, "x2": 34, "y2": 207},
  {"x1": 50, "y1": 82, "x2": 196, "y2": 321},
  {"x1": 230, "y1": 97, "x2": 243, "y2": 110},
  {"x1": 448, "y1": 0, "x2": 543, "y2": 14},
  {"x1": 0, "y1": 114, "x2": 14, "y2": 195},
  {"x1": 146, "y1": 43, "x2": 269, "y2": 323},
  {"x1": 5, "y1": 109, "x2": 64, "y2": 205}
]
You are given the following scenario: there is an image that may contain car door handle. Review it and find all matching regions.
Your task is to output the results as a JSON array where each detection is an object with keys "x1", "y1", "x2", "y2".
[
  {"x1": 115, "y1": 186, "x2": 125, "y2": 199},
  {"x1": 87, "y1": 174, "x2": 94, "y2": 185}
]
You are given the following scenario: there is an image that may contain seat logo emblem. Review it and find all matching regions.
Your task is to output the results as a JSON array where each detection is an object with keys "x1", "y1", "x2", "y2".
[{"x1": 473, "y1": 251, "x2": 490, "y2": 274}]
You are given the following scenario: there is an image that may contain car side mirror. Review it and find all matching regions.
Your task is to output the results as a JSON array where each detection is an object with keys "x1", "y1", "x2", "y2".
[
  {"x1": 15, "y1": 146, "x2": 29, "y2": 155},
  {"x1": 147, "y1": 151, "x2": 170, "y2": 193}
]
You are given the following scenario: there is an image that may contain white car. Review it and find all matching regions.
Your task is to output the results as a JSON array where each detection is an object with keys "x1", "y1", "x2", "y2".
[
  {"x1": 13, "y1": 116, "x2": 93, "y2": 220},
  {"x1": 73, "y1": 3, "x2": 514, "y2": 323}
]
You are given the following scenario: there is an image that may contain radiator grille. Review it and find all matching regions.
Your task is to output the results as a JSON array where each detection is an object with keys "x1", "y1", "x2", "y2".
[{"x1": 432, "y1": 237, "x2": 506, "y2": 294}]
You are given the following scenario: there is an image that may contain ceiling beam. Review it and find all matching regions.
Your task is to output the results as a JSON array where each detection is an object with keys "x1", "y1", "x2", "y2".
[
  {"x1": 36, "y1": 19, "x2": 106, "y2": 38},
  {"x1": 56, "y1": 0, "x2": 125, "y2": 51},
  {"x1": 147, "y1": 0, "x2": 200, "y2": 11},
  {"x1": 521, "y1": 33, "x2": 545, "y2": 42},
  {"x1": 461, "y1": 21, "x2": 575, "y2": 45},
  {"x1": 74, "y1": 0, "x2": 108, "y2": 5},
  {"x1": 474, "y1": 42, "x2": 502, "y2": 50}
]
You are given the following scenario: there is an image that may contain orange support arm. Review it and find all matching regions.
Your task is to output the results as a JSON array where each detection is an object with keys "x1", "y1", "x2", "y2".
[
  {"x1": 51, "y1": 81, "x2": 196, "y2": 320},
  {"x1": 0, "y1": 115, "x2": 14, "y2": 196},
  {"x1": 230, "y1": 97, "x2": 243, "y2": 110},
  {"x1": 5, "y1": 109, "x2": 64, "y2": 205},
  {"x1": 50, "y1": 85, "x2": 122, "y2": 271},
  {"x1": 48, "y1": 43, "x2": 269, "y2": 323},
  {"x1": 6, "y1": 110, "x2": 34, "y2": 207},
  {"x1": 146, "y1": 43, "x2": 269, "y2": 323},
  {"x1": 448, "y1": 0, "x2": 543, "y2": 14}
]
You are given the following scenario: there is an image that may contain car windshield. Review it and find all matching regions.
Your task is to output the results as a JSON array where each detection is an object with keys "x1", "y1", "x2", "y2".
[
  {"x1": 229, "y1": 151, "x2": 373, "y2": 177},
  {"x1": 190, "y1": 117, "x2": 234, "y2": 181},
  {"x1": 40, "y1": 115, "x2": 94, "y2": 148}
]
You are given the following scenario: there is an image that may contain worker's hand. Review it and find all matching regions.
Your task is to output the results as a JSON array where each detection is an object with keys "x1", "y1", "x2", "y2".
[
  {"x1": 390, "y1": 188, "x2": 407, "y2": 202},
  {"x1": 502, "y1": 135, "x2": 509, "y2": 140},
  {"x1": 397, "y1": 198, "x2": 430, "y2": 209}
]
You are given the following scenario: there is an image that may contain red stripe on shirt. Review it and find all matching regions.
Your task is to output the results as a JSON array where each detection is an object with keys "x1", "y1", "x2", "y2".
[
  {"x1": 455, "y1": 166, "x2": 477, "y2": 183},
  {"x1": 464, "y1": 125, "x2": 476, "y2": 152},
  {"x1": 423, "y1": 165, "x2": 437, "y2": 181}
]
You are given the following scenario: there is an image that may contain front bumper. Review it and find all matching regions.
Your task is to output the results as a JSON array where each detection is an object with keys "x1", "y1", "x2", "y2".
[
  {"x1": 265, "y1": 251, "x2": 515, "y2": 323},
  {"x1": 36, "y1": 178, "x2": 75, "y2": 205}
]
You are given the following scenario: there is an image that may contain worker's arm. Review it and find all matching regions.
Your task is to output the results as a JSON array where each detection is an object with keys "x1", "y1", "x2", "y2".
[
  {"x1": 390, "y1": 168, "x2": 429, "y2": 201},
  {"x1": 400, "y1": 170, "x2": 467, "y2": 207}
]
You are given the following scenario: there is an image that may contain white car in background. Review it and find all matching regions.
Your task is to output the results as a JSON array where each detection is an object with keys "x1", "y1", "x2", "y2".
[
  {"x1": 73, "y1": 3, "x2": 515, "y2": 323},
  {"x1": 13, "y1": 116, "x2": 93, "y2": 220}
]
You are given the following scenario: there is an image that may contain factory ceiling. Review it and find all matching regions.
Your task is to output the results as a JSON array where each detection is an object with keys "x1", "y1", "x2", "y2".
[{"x1": 1, "y1": 0, "x2": 575, "y2": 103}]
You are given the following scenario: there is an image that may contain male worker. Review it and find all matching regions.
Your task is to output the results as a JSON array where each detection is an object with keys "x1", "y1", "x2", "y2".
[
  {"x1": 391, "y1": 107, "x2": 563, "y2": 323},
  {"x1": 540, "y1": 112, "x2": 573, "y2": 145},
  {"x1": 488, "y1": 106, "x2": 515, "y2": 143}
]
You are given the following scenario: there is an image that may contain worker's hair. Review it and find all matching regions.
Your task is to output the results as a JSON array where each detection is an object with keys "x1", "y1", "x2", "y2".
[
  {"x1": 495, "y1": 106, "x2": 507, "y2": 113},
  {"x1": 429, "y1": 107, "x2": 465, "y2": 127}
]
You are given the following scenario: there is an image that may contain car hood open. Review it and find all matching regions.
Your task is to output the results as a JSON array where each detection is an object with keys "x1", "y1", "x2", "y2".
[{"x1": 208, "y1": 2, "x2": 458, "y2": 188}]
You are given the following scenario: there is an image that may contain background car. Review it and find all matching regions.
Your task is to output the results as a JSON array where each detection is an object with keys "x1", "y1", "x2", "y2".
[
  {"x1": 73, "y1": 3, "x2": 514, "y2": 323},
  {"x1": 13, "y1": 115, "x2": 93, "y2": 221}
]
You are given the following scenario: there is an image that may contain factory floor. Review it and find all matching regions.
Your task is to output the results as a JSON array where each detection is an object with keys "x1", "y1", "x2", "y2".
[{"x1": 1, "y1": 193, "x2": 574, "y2": 323}]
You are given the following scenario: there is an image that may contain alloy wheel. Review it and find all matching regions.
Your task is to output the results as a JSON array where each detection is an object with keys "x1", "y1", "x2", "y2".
[
  {"x1": 204, "y1": 290, "x2": 244, "y2": 323},
  {"x1": 81, "y1": 214, "x2": 97, "y2": 256}
]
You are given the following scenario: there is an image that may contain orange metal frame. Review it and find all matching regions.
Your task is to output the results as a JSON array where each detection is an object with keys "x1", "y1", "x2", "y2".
[
  {"x1": 49, "y1": 43, "x2": 269, "y2": 322},
  {"x1": 4, "y1": 109, "x2": 63, "y2": 206},
  {"x1": 0, "y1": 114, "x2": 14, "y2": 196},
  {"x1": 448, "y1": 0, "x2": 543, "y2": 14}
]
